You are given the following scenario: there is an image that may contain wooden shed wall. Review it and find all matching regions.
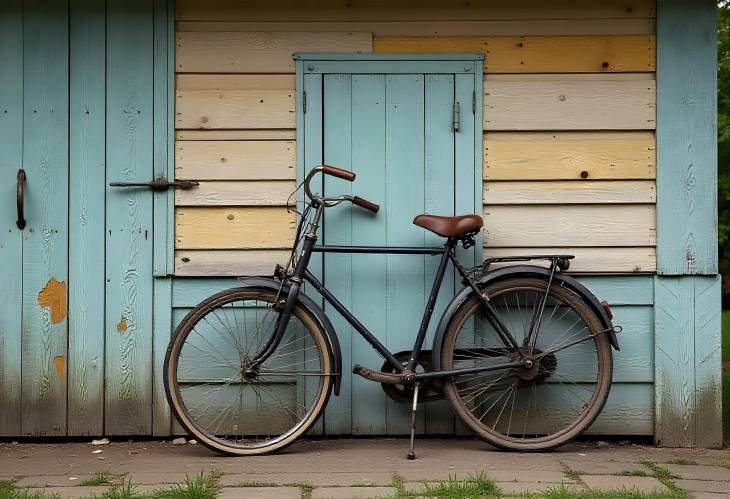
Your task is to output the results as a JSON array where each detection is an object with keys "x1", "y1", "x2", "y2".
[{"x1": 173, "y1": 0, "x2": 658, "y2": 276}]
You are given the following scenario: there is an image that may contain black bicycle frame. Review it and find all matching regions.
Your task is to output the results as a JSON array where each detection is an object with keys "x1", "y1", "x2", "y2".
[{"x1": 250, "y1": 229, "x2": 529, "y2": 380}]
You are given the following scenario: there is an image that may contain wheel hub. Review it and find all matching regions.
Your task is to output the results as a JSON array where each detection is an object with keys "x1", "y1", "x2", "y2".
[{"x1": 512, "y1": 349, "x2": 557, "y2": 382}]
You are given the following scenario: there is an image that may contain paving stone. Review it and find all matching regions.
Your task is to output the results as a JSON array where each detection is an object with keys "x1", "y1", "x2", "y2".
[
  {"x1": 497, "y1": 481, "x2": 585, "y2": 493},
  {"x1": 666, "y1": 465, "x2": 730, "y2": 482},
  {"x1": 676, "y1": 480, "x2": 730, "y2": 494},
  {"x1": 485, "y1": 469, "x2": 570, "y2": 483},
  {"x1": 311, "y1": 486, "x2": 397, "y2": 498},
  {"x1": 560, "y1": 459, "x2": 649, "y2": 476},
  {"x1": 25, "y1": 486, "x2": 111, "y2": 497},
  {"x1": 219, "y1": 486, "x2": 302, "y2": 498},
  {"x1": 580, "y1": 474, "x2": 669, "y2": 492},
  {"x1": 692, "y1": 493, "x2": 730, "y2": 499},
  {"x1": 15, "y1": 475, "x2": 97, "y2": 487},
  {"x1": 221, "y1": 472, "x2": 394, "y2": 487}
]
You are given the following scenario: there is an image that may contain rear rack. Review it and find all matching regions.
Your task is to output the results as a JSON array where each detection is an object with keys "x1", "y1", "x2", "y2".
[{"x1": 463, "y1": 254, "x2": 575, "y2": 282}]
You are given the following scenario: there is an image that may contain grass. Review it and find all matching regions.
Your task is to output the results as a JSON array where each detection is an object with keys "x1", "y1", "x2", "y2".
[
  {"x1": 0, "y1": 480, "x2": 60, "y2": 499},
  {"x1": 616, "y1": 470, "x2": 649, "y2": 477},
  {"x1": 665, "y1": 459, "x2": 697, "y2": 466},
  {"x1": 723, "y1": 311, "x2": 730, "y2": 447},
  {"x1": 81, "y1": 473, "x2": 116, "y2": 487},
  {"x1": 638, "y1": 461, "x2": 689, "y2": 498}
]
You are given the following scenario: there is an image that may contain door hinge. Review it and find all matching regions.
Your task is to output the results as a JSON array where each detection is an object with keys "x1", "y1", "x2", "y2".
[
  {"x1": 303, "y1": 91, "x2": 307, "y2": 113},
  {"x1": 472, "y1": 91, "x2": 476, "y2": 114},
  {"x1": 453, "y1": 101, "x2": 461, "y2": 132}
]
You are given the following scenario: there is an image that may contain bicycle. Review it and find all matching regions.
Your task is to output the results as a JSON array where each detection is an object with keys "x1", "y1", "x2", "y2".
[{"x1": 164, "y1": 165, "x2": 621, "y2": 458}]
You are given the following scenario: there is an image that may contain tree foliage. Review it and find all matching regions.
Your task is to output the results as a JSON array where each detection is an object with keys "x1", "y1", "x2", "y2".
[{"x1": 719, "y1": 5, "x2": 730, "y2": 302}]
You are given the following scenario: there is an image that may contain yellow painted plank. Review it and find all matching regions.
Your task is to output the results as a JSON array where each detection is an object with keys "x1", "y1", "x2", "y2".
[
  {"x1": 175, "y1": 249, "x2": 291, "y2": 276},
  {"x1": 484, "y1": 132, "x2": 656, "y2": 180},
  {"x1": 374, "y1": 35, "x2": 656, "y2": 73},
  {"x1": 484, "y1": 180, "x2": 656, "y2": 205},
  {"x1": 175, "y1": 140, "x2": 296, "y2": 180},
  {"x1": 484, "y1": 247, "x2": 656, "y2": 273},
  {"x1": 176, "y1": 0, "x2": 656, "y2": 22},
  {"x1": 175, "y1": 180, "x2": 296, "y2": 206},
  {"x1": 484, "y1": 78, "x2": 656, "y2": 130},
  {"x1": 176, "y1": 74, "x2": 295, "y2": 90},
  {"x1": 175, "y1": 207, "x2": 296, "y2": 249},
  {"x1": 175, "y1": 130, "x2": 297, "y2": 140},
  {"x1": 176, "y1": 31, "x2": 372, "y2": 73},
  {"x1": 176, "y1": 19, "x2": 656, "y2": 36},
  {"x1": 483, "y1": 204, "x2": 656, "y2": 247},
  {"x1": 175, "y1": 89, "x2": 295, "y2": 129}
]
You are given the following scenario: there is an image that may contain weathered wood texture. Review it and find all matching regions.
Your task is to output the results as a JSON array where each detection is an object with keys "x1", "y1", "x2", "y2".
[
  {"x1": 21, "y1": 0, "x2": 70, "y2": 436},
  {"x1": 68, "y1": 0, "x2": 106, "y2": 436},
  {"x1": 484, "y1": 181, "x2": 656, "y2": 205},
  {"x1": 656, "y1": 0, "x2": 718, "y2": 275},
  {"x1": 654, "y1": 276, "x2": 722, "y2": 448},
  {"x1": 175, "y1": 140, "x2": 296, "y2": 179},
  {"x1": 0, "y1": 0, "x2": 24, "y2": 436}
]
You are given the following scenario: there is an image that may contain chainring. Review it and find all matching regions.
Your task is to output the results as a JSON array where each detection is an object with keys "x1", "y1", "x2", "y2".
[{"x1": 379, "y1": 350, "x2": 443, "y2": 403}]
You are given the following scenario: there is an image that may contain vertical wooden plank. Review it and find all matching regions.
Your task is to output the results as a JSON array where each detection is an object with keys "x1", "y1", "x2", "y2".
[
  {"x1": 384, "y1": 74, "x2": 426, "y2": 435},
  {"x1": 322, "y1": 74, "x2": 353, "y2": 435},
  {"x1": 656, "y1": 0, "x2": 717, "y2": 274},
  {"x1": 0, "y1": 0, "x2": 24, "y2": 436},
  {"x1": 692, "y1": 276, "x2": 722, "y2": 448},
  {"x1": 105, "y1": 0, "x2": 154, "y2": 434},
  {"x1": 350, "y1": 74, "x2": 388, "y2": 435},
  {"x1": 152, "y1": 0, "x2": 173, "y2": 437},
  {"x1": 301, "y1": 71, "x2": 325, "y2": 435},
  {"x1": 21, "y1": 0, "x2": 69, "y2": 436},
  {"x1": 423, "y1": 74, "x2": 455, "y2": 435},
  {"x1": 654, "y1": 275, "x2": 723, "y2": 447},
  {"x1": 68, "y1": 0, "x2": 106, "y2": 437}
]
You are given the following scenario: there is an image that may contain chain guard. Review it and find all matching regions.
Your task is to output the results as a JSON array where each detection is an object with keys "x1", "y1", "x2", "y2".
[{"x1": 380, "y1": 350, "x2": 443, "y2": 403}]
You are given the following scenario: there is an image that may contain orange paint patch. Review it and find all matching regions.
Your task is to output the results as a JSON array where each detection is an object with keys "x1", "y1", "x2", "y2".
[
  {"x1": 54, "y1": 356, "x2": 65, "y2": 382},
  {"x1": 37, "y1": 278, "x2": 67, "y2": 324},
  {"x1": 116, "y1": 316, "x2": 128, "y2": 333}
]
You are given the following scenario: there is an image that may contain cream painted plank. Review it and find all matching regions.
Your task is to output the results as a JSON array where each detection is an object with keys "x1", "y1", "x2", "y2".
[
  {"x1": 176, "y1": 31, "x2": 372, "y2": 73},
  {"x1": 176, "y1": 130, "x2": 296, "y2": 140},
  {"x1": 175, "y1": 140, "x2": 296, "y2": 180},
  {"x1": 484, "y1": 132, "x2": 656, "y2": 180},
  {"x1": 374, "y1": 36, "x2": 656, "y2": 73},
  {"x1": 483, "y1": 247, "x2": 656, "y2": 273},
  {"x1": 486, "y1": 73, "x2": 655, "y2": 81},
  {"x1": 175, "y1": 207, "x2": 296, "y2": 249},
  {"x1": 176, "y1": 19, "x2": 656, "y2": 36},
  {"x1": 175, "y1": 249, "x2": 290, "y2": 276},
  {"x1": 175, "y1": 180, "x2": 296, "y2": 206},
  {"x1": 176, "y1": 0, "x2": 656, "y2": 22},
  {"x1": 484, "y1": 79, "x2": 656, "y2": 130},
  {"x1": 176, "y1": 74, "x2": 295, "y2": 90},
  {"x1": 176, "y1": 89, "x2": 295, "y2": 129},
  {"x1": 484, "y1": 180, "x2": 656, "y2": 204},
  {"x1": 483, "y1": 204, "x2": 656, "y2": 247}
]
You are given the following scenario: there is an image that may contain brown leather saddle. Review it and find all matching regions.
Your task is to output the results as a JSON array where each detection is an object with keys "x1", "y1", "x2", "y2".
[{"x1": 412, "y1": 214, "x2": 483, "y2": 238}]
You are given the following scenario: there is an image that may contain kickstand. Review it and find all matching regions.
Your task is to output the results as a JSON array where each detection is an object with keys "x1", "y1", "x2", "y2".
[{"x1": 407, "y1": 382, "x2": 420, "y2": 460}]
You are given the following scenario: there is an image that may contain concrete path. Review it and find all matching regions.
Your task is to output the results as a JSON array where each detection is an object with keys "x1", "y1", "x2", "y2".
[{"x1": 1, "y1": 438, "x2": 729, "y2": 498}]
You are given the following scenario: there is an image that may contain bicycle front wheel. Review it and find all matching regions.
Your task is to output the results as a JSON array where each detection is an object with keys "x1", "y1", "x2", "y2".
[
  {"x1": 441, "y1": 277, "x2": 612, "y2": 451},
  {"x1": 164, "y1": 287, "x2": 333, "y2": 455}
]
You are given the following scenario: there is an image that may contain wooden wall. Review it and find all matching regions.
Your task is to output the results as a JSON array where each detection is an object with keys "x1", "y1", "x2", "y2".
[{"x1": 173, "y1": 0, "x2": 658, "y2": 276}]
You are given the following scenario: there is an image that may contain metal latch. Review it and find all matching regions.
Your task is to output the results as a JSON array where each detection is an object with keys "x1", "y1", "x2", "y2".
[
  {"x1": 109, "y1": 178, "x2": 199, "y2": 191},
  {"x1": 453, "y1": 101, "x2": 460, "y2": 132}
]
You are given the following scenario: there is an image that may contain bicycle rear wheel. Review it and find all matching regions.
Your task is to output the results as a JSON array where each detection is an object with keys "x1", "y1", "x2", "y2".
[
  {"x1": 441, "y1": 277, "x2": 612, "y2": 451},
  {"x1": 164, "y1": 287, "x2": 333, "y2": 455}
]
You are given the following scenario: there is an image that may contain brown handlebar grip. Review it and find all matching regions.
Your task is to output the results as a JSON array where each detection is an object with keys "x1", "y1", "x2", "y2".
[
  {"x1": 353, "y1": 196, "x2": 380, "y2": 214},
  {"x1": 323, "y1": 164, "x2": 356, "y2": 181}
]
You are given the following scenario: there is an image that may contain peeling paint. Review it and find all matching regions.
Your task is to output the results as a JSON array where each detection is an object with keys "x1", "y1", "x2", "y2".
[
  {"x1": 37, "y1": 278, "x2": 67, "y2": 324},
  {"x1": 53, "y1": 356, "x2": 65, "y2": 382},
  {"x1": 116, "y1": 316, "x2": 128, "y2": 333}
]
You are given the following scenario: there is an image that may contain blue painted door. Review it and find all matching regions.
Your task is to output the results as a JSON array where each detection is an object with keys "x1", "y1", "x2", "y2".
[
  {"x1": 0, "y1": 0, "x2": 161, "y2": 437},
  {"x1": 300, "y1": 62, "x2": 480, "y2": 435}
]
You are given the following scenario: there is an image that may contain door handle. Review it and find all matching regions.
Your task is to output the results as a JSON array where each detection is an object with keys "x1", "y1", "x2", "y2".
[
  {"x1": 16, "y1": 169, "x2": 26, "y2": 230},
  {"x1": 108, "y1": 178, "x2": 199, "y2": 191}
]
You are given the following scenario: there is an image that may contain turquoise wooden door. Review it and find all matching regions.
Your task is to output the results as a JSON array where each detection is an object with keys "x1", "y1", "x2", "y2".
[
  {"x1": 0, "y1": 0, "x2": 167, "y2": 437},
  {"x1": 298, "y1": 56, "x2": 483, "y2": 435}
]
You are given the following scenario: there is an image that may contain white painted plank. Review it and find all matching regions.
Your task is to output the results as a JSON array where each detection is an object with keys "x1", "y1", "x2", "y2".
[
  {"x1": 176, "y1": 31, "x2": 372, "y2": 73},
  {"x1": 175, "y1": 249, "x2": 291, "y2": 276},
  {"x1": 176, "y1": 89, "x2": 295, "y2": 129},
  {"x1": 175, "y1": 140, "x2": 296, "y2": 180},
  {"x1": 483, "y1": 204, "x2": 656, "y2": 247},
  {"x1": 176, "y1": 130, "x2": 296, "y2": 141},
  {"x1": 176, "y1": 74, "x2": 295, "y2": 90},
  {"x1": 484, "y1": 78, "x2": 656, "y2": 130},
  {"x1": 175, "y1": 180, "x2": 295, "y2": 206},
  {"x1": 484, "y1": 180, "x2": 656, "y2": 204}
]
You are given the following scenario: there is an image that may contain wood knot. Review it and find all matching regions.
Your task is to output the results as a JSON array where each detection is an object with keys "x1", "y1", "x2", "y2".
[{"x1": 580, "y1": 170, "x2": 589, "y2": 179}]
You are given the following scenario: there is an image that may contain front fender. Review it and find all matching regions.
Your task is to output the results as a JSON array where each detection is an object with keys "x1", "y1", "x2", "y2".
[
  {"x1": 238, "y1": 277, "x2": 343, "y2": 396},
  {"x1": 432, "y1": 265, "x2": 619, "y2": 371}
]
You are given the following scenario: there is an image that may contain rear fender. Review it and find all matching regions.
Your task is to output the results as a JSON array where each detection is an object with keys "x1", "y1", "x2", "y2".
[
  {"x1": 432, "y1": 265, "x2": 619, "y2": 371},
  {"x1": 238, "y1": 277, "x2": 342, "y2": 396}
]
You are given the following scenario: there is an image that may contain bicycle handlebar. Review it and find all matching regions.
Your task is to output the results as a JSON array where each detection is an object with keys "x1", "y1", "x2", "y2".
[{"x1": 303, "y1": 165, "x2": 380, "y2": 215}]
